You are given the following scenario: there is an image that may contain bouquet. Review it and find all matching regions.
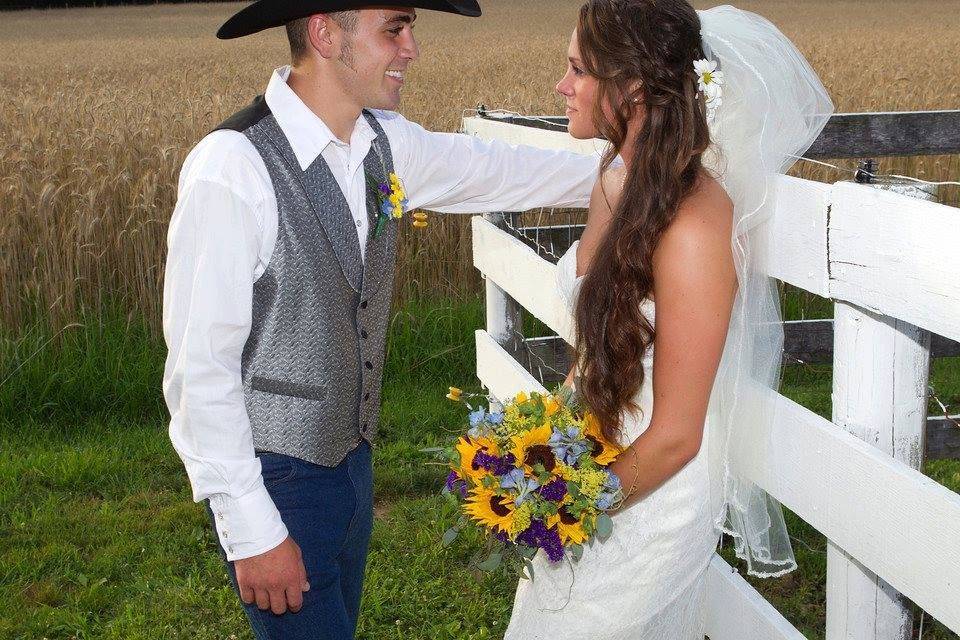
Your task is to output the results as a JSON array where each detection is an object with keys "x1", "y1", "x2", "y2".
[{"x1": 437, "y1": 386, "x2": 624, "y2": 576}]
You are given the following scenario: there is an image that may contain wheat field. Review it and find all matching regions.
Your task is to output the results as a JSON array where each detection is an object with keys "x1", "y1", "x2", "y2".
[{"x1": 2, "y1": 0, "x2": 959, "y2": 333}]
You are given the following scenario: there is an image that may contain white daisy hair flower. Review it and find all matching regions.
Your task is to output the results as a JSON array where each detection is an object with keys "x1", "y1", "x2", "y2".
[{"x1": 693, "y1": 58, "x2": 724, "y2": 121}]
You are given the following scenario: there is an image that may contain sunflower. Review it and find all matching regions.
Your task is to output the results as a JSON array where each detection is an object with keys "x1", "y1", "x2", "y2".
[
  {"x1": 456, "y1": 435, "x2": 499, "y2": 482},
  {"x1": 510, "y1": 424, "x2": 556, "y2": 473},
  {"x1": 464, "y1": 485, "x2": 516, "y2": 534},
  {"x1": 543, "y1": 395, "x2": 561, "y2": 417},
  {"x1": 548, "y1": 506, "x2": 588, "y2": 545},
  {"x1": 582, "y1": 412, "x2": 623, "y2": 466}
]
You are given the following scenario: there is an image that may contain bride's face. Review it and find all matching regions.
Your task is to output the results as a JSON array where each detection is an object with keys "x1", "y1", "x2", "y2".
[{"x1": 556, "y1": 30, "x2": 601, "y2": 139}]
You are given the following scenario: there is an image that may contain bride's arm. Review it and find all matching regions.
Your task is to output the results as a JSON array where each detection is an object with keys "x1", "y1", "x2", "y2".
[{"x1": 610, "y1": 179, "x2": 736, "y2": 511}]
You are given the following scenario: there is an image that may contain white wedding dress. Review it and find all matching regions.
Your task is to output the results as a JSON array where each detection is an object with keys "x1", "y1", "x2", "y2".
[{"x1": 504, "y1": 240, "x2": 722, "y2": 640}]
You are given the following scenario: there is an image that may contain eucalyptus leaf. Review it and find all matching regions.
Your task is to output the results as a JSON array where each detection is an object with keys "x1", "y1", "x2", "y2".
[
  {"x1": 442, "y1": 526, "x2": 460, "y2": 548},
  {"x1": 419, "y1": 446, "x2": 445, "y2": 454},
  {"x1": 596, "y1": 513, "x2": 614, "y2": 541},
  {"x1": 570, "y1": 543, "x2": 584, "y2": 562},
  {"x1": 477, "y1": 552, "x2": 502, "y2": 572},
  {"x1": 523, "y1": 558, "x2": 536, "y2": 581}
]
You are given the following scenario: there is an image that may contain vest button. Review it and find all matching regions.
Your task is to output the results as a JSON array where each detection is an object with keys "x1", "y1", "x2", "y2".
[
  {"x1": 365, "y1": 361, "x2": 373, "y2": 370},
  {"x1": 361, "y1": 329, "x2": 368, "y2": 339},
  {"x1": 364, "y1": 392, "x2": 370, "y2": 401},
  {"x1": 360, "y1": 300, "x2": 368, "y2": 309}
]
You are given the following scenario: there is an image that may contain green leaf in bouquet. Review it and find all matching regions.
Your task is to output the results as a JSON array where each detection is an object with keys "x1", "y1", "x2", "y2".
[
  {"x1": 419, "y1": 446, "x2": 445, "y2": 454},
  {"x1": 477, "y1": 552, "x2": 502, "y2": 572},
  {"x1": 443, "y1": 490, "x2": 460, "y2": 507},
  {"x1": 518, "y1": 544, "x2": 538, "y2": 560},
  {"x1": 523, "y1": 558, "x2": 536, "y2": 581},
  {"x1": 596, "y1": 513, "x2": 614, "y2": 541},
  {"x1": 582, "y1": 516, "x2": 594, "y2": 536},
  {"x1": 567, "y1": 482, "x2": 580, "y2": 499},
  {"x1": 570, "y1": 543, "x2": 584, "y2": 562},
  {"x1": 442, "y1": 526, "x2": 460, "y2": 547}
]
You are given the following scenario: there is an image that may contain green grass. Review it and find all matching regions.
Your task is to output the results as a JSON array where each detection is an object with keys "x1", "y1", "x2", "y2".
[{"x1": 1, "y1": 299, "x2": 957, "y2": 639}]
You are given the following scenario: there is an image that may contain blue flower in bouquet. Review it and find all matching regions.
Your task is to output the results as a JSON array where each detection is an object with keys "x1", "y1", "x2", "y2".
[
  {"x1": 487, "y1": 411, "x2": 504, "y2": 425},
  {"x1": 499, "y1": 468, "x2": 541, "y2": 506},
  {"x1": 469, "y1": 408, "x2": 487, "y2": 427},
  {"x1": 603, "y1": 469, "x2": 621, "y2": 493},
  {"x1": 595, "y1": 492, "x2": 616, "y2": 510},
  {"x1": 594, "y1": 470, "x2": 622, "y2": 510},
  {"x1": 549, "y1": 426, "x2": 591, "y2": 466}
]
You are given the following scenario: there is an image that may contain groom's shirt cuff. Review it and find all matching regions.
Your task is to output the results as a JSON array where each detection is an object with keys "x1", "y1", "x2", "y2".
[{"x1": 209, "y1": 486, "x2": 289, "y2": 561}]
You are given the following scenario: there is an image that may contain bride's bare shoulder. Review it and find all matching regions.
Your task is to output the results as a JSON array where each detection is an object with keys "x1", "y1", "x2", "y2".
[
  {"x1": 654, "y1": 173, "x2": 735, "y2": 278},
  {"x1": 671, "y1": 173, "x2": 733, "y2": 239}
]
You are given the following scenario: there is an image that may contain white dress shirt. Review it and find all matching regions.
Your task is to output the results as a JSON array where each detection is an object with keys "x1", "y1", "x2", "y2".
[{"x1": 163, "y1": 66, "x2": 600, "y2": 561}]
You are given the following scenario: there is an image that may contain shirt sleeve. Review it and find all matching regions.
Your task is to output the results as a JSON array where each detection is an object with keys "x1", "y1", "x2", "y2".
[
  {"x1": 383, "y1": 114, "x2": 602, "y2": 214},
  {"x1": 162, "y1": 177, "x2": 288, "y2": 561}
]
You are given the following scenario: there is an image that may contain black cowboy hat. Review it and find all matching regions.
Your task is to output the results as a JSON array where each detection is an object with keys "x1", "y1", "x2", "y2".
[{"x1": 217, "y1": 0, "x2": 482, "y2": 39}]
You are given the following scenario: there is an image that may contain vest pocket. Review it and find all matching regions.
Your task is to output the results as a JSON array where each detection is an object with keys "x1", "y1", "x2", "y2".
[{"x1": 250, "y1": 376, "x2": 327, "y2": 402}]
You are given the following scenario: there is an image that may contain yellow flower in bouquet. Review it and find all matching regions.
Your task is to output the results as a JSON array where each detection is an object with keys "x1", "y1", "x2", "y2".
[
  {"x1": 456, "y1": 435, "x2": 499, "y2": 482},
  {"x1": 582, "y1": 412, "x2": 623, "y2": 466},
  {"x1": 464, "y1": 485, "x2": 516, "y2": 534},
  {"x1": 548, "y1": 508, "x2": 588, "y2": 545},
  {"x1": 510, "y1": 424, "x2": 554, "y2": 472}
]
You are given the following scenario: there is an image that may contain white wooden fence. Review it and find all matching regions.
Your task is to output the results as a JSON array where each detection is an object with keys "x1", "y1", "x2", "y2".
[{"x1": 463, "y1": 115, "x2": 960, "y2": 639}]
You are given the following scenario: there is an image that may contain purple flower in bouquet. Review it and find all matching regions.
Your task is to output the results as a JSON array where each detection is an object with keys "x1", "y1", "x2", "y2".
[
  {"x1": 473, "y1": 450, "x2": 516, "y2": 476},
  {"x1": 445, "y1": 470, "x2": 468, "y2": 498},
  {"x1": 538, "y1": 478, "x2": 567, "y2": 503},
  {"x1": 517, "y1": 519, "x2": 564, "y2": 563}
]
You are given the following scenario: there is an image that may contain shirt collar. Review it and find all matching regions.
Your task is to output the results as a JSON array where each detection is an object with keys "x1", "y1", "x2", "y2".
[{"x1": 264, "y1": 65, "x2": 377, "y2": 172}]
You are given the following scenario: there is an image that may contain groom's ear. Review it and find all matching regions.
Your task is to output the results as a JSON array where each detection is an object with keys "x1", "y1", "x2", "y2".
[{"x1": 306, "y1": 14, "x2": 338, "y2": 61}]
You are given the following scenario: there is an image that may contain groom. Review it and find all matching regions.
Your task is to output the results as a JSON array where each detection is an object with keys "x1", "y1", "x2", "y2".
[{"x1": 162, "y1": 1, "x2": 600, "y2": 638}]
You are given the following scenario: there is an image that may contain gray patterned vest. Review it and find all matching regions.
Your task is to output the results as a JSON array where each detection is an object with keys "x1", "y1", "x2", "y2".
[{"x1": 216, "y1": 97, "x2": 398, "y2": 467}]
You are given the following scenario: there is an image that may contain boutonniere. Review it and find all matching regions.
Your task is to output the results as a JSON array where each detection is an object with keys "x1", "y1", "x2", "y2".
[{"x1": 367, "y1": 141, "x2": 429, "y2": 238}]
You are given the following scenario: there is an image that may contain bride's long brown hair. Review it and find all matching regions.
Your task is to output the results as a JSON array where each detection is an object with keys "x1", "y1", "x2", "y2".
[{"x1": 574, "y1": 0, "x2": 712, "y2": 442}]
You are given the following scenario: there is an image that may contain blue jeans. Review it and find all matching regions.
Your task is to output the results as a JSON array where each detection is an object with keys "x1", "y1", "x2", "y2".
[{"x1": 207, "y1": 441, "x2": 374, "y2": 640}]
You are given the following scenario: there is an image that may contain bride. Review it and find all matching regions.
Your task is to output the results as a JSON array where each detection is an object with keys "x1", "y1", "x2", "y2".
[{"x1": 505, "y1": 1, "x2": 832, "y2": 638}]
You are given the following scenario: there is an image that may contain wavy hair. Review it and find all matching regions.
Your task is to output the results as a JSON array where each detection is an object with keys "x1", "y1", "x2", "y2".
[{"x1": 573, "y1": 0, "x2": 712, "y2": 442}]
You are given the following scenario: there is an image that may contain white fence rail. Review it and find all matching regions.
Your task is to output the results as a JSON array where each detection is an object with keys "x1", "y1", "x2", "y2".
[{"x1": 464, "y1": 115, "x2": 960, "y2": 638}]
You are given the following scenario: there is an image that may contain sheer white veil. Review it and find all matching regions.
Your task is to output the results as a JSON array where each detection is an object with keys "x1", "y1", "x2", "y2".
[{"x1": 697, "y1": 5, "x2": 834, "y2": 577}]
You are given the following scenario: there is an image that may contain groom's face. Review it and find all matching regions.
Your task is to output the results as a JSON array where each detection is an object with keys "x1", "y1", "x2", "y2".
[{"x1": 332, "y1": 8, "x2": 420, "y2": 111}]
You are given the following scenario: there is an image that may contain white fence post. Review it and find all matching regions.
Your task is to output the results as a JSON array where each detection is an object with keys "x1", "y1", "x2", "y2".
[
  {"x1": 825, "y1": 177, "x2": 935, "y2": 640},
  {"x1": 482, "y1": 212, "x2": 523, "y2": 409}
]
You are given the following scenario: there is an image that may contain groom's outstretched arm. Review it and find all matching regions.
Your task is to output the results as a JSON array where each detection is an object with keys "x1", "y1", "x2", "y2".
[{"x1": 377, "y1": 111, "x2": 603, "y2": 213}]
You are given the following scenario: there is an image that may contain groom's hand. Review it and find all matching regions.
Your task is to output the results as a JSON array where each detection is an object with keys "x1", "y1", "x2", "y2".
[{"x1": 234, "y1": 536, "x2": 310, "y2": 615}]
